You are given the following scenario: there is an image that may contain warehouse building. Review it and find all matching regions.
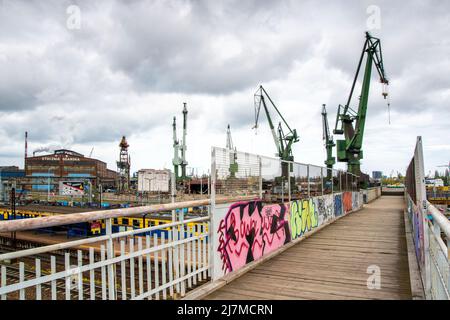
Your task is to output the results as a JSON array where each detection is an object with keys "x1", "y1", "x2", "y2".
[
  {"x1": 0, "y1": 166, "x2": 25, "y2": 202},
  {"x1": 25, "y1": 149, "x2": 119, "y2": 192}
]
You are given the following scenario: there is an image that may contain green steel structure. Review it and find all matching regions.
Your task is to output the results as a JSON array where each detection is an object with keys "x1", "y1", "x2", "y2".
[
  {"x1": 322, "y1": 104, "x2": 335, "y2": 179},
  {"x1": 172, "y1": 103, "x2": 189, "y2": 181},
  {"x1": 253, "y1": 85, "x2": 299, "y2": 178},
  {"x1": 333, "y1": 32, "x2": 389, "y2": 176},
  {"x1": 226, "y1": 124, "x2": 238, "y2": 178}
]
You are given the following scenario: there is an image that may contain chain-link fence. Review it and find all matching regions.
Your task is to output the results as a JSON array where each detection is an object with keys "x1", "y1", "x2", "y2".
[{"x1": 211, "y1": 147, "x2": 359, "y2": 203}]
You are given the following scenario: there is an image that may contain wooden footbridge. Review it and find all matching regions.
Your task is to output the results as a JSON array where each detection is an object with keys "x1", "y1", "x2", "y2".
[{"x1": 202, "y1": 196, "x2": 414, "y2": 300}]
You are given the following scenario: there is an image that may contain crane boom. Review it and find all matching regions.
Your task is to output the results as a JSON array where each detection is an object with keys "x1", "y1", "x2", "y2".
[
  {"x1": 333, "y1": 32, "x2": 389, "y2": 176},
  {"x1": 253, "y1": 85, "x2": 299, "y2": 162},
  {"x1": 321, "y1": 104, "x2": 335, "y2": 172}
]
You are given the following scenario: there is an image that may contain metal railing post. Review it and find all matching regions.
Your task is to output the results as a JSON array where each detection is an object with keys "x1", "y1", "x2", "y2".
[
  {"x1": 331, "y1": 169, "x2": 334, "y2": 194},
  {"x1": 307, "y1": 165, "x2": 310, "y2": 198},
  {"x1": 209, "y1": 148, "x2": 217, "y2": 280},
  {"x1": 320, "y1": 168, "x2": 324, "y2": 196},
  {"x1": 288, "y1": 161, "x2": 291, "y2": 203},
  {"x1": 259, "y1": 156, "x2": 263, "y2": 199},
  {"x1": 105, "y1": 217, "x2": 116, "y2": 300}
]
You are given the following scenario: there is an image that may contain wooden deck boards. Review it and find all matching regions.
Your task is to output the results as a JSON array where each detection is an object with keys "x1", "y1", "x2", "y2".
[{"x1": 204, "y1": 196, "x2": 412, "y2": 300}]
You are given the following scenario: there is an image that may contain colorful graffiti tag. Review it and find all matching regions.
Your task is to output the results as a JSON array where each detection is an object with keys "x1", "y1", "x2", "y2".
[
  {"x1": 334, "y1": 194, "x2": 343, "y2": 217},
  {"x1": 290, "y1": 199, "x2": 318, "y2": 240},
  {"x1": 315, "y1": 194, "x2": 334, "y2": 225},
  {"x1": 343, "y1": 192, "x2": 352, "y2": 214},
  {"x1": 216, "y1": 192, "x2": 361, "y2": 275},
  {"x1": 352, "y1": 192, "x2": 361, "y2": 210},
  {"x1": 408, "y1": 197, "x2": 425, "y2": 269},
  {"x1": 217, "y1": 201, "x2": 291, "y2": 273}
]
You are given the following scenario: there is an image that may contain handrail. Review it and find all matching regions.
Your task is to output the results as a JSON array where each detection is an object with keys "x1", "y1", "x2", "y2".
[
  {"x1": 0, "y1": 216, "x2": 210, "y2": 261},
  {"x1": 427, "y1": 201, "x2": 450, "y2": 240},
  {"x1": 0, "y1": 195, "x2": 256, "y2": 233}
]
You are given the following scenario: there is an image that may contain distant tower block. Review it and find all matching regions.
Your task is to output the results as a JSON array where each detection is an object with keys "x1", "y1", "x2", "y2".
[{"x1": 117, "y1": 136, "x2": 131, "y2": 192}]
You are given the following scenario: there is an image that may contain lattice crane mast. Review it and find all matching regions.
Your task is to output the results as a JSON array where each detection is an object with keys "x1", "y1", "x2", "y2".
[
  {"x1": 226, "y1": 124, "x2": 238, "y2": 177},
  {"x1": 253, "y1": 85, "x2": 299, "y2": 178},
  {"x1": 322, "y1": 104, "x2": 335, "y2": 179},
  {"x1": 333, "y1": 32, "x2": 389, "y2": 177}
]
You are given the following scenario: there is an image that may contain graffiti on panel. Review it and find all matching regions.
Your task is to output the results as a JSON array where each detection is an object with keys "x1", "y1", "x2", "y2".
[
  {"x1": 315, "y1": 195, "x2": 334, "y2": 225},
  {"x1": 352, "y1": 192, "x2": 361, "y2": 210},
  {"x1": 290, "y1": 199, "x2": 318, "y2": 240},
  {"x1": 217, "y1": 201, "x2": 291, "y2": 274},
  {"x1": 411, "y1": 199, "x2": 425, "y2": 270},
  {"x1": 334, "y1": 194, "x2": 342, "y2": 217},
  {"x1": 343, "y1": 192, "x2": 352, "y2": 214}
]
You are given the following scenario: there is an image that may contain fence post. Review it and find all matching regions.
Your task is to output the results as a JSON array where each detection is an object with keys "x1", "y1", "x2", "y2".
[
  {"x1": 259, "y1": 156, "x2": 263, "y2": 199},
  {"x1": 331, "y1": 169, "x2": 333, "y2": 194},
  {"x1": 307, "y1": 165, "x2": 310, "y2": 198},
  {"x1": 105, "y1": 217, "x2": 116, "y2": 300},
  {"x1": 320, "y1": 168, "x2": 324, "y2": 196},
  {"x1": 288, "y1": 161, "x2": 291, "y2": 203},
  {"x1": 209, "y1": 147, "x2": 217, "y2": 281}
]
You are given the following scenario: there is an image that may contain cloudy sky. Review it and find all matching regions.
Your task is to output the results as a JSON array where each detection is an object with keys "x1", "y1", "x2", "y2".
[{"x1": 0, "y1": 0, "x2": 448, "y2": 177}]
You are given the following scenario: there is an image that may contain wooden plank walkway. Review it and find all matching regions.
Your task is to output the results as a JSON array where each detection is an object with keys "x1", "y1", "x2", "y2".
[{"x1": 204, "y1": 196, "x2": 412, "y2": 300}]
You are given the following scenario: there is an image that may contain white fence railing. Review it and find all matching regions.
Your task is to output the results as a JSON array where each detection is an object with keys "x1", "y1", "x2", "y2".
[
  {"x1": 0, "y1": 207, "x2": 211, "y2": 300},
  {"x1": 405, "y1": 136, "x2": 450, "y2": 300}
]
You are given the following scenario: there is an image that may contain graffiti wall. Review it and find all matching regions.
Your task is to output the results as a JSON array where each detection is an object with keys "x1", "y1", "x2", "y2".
[
  {"x1": 214, "y1": 191, "x2": 363, "y2": 278},
  {"x1": 314, "y1": 194, "x2": 334, "y2": 226},
  {"x1": 407, "y1": 196, "x2": 425, "y2": 270},
  {"x1": 334, "y1": 194, "x2": 343, "y2": 217},
  {"x1": 217, "y1": 201, "x2": 291, "y2": 274},
  {"x1": 290, "y1": 199, "x2": 318, "y2": 240},
  {"x1": 352, "y1": 192, "x2": 361, "y2": 211},
  {"x1": 343, "y1": 192, "x2": 352, "y2": 213}
]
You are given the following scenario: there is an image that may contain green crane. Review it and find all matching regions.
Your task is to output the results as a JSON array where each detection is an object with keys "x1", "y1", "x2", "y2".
[
  {"x1": 172, "y1": 103, "x2": 189, "y2": 181},
  {"x1": 333, "y1": 32, "x2": 389, "y2": 177},
  {"x1": 321, "y1": 104, "x2": 335, "y2": 179},
  {"x1": 226, "y1": 124, "x2": 238, "y2": 177},
  {"x1": 253, "y1": 85, "x2": 299, "y2": 178}
]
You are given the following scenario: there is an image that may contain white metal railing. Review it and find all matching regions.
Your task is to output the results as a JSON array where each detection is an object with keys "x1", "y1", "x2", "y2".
[
  {"x1": 0, "y1": 214, "x2": 210, "y2": 300},
  {"x1": 0, "y1": 191, "x2": 258, "y2": 300},
  {"x1": 405, "y1": 136, "x2": 450, "y2": 300},
  {"x1": 426, "y1": 202, "x2": 450, "y2": 300}
]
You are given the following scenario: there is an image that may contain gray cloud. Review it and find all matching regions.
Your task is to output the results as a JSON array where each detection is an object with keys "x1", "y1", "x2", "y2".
[{"x1": 0, "y1": 0, "x2": 449, "y2": 175}]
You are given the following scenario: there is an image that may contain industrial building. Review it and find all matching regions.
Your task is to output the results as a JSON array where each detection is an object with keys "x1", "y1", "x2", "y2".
[
  {"x1": 372, "y1": 171, "x2": 383, "y2": 180},
  {"x1": 137, "y1": 169, "x2": 171, "y2": 193},
  {"x1": 25, "y1": 149, "x2": 119, "y2": 192},
  {"x1": 0, "y1": 166, "x2": 25, "y2": 202}
]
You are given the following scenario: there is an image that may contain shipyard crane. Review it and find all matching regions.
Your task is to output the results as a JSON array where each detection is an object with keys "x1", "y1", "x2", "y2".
[
  {"x1": 321, "y1": 104, "x2": 335, "y2": 179},
  {"x1": 180, "y1": 103, "x2": 188, "y2": 179},
  {"x1": 253, "y1": 85, "x2": 299, "y2": 178},
  {"x1": 172, "y1": 103, "x2": 189, "y2": 181},
  {"x1": 172, "y1": 116, "x2": 181, "y2": 179},
  {"x1": 333, "y1": 32, "x2": 389, "y2": 177},
  {"x1": 226, "y1": 124, "x2": 238, "y2": 177}
]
